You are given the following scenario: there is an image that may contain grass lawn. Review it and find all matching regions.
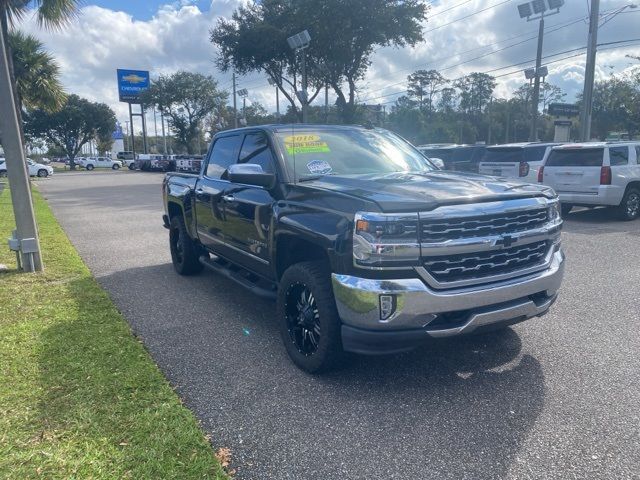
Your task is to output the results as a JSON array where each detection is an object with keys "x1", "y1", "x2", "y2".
[{"x1": 0, "y1": 182, "x2": 229, "y2": 479}]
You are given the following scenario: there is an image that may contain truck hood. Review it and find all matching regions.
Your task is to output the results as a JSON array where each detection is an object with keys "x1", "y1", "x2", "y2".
[{"x1": 299, "y1": 171, "x2": 554, "y2": 212}]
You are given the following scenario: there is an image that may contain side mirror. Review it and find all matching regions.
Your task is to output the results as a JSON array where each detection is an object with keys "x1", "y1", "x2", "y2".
[
  {"x1": 429, "y1": 157, "x2": 445, "y2": 170},
  {"x1": 228, "y1": 163, "x2": 276, "y2": 188}
]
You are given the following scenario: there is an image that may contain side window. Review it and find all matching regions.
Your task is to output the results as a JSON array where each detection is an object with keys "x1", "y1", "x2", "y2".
[
  {"x1": 238, "y1": 132, "x2": 275, "y2": 174},
  {"x1": 609, "y1": 146, "x2": 629, "y2": 166},
  {"x1": 635, "y1": 146, "x2": 640, "y2": 164},
  {"x1": 206, "y1": 135, "x2": 242, "y2": 178}
]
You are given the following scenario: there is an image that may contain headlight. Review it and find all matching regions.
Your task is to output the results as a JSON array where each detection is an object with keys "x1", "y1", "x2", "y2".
[
  {"x1": 353, "y1": 212, "x2": 420, "y2": 268},
  {"x1": 548, "y1": 201, "x2": 561, "y2": 222}
]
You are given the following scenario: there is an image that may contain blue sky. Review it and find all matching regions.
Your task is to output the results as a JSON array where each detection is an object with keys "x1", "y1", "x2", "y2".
[{"x1": 87, "y1": 1, "x2": 211, "y2": 20}]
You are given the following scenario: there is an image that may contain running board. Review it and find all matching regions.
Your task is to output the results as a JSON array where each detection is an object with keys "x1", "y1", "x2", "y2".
[{"x1": 199, "y1": 255, "x2": 277, "y2": 301}]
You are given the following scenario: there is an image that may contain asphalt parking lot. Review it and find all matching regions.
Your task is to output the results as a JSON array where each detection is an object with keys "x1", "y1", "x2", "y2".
[{"x1": 38, "y1": 171, "x2": 640, "y2": 480}]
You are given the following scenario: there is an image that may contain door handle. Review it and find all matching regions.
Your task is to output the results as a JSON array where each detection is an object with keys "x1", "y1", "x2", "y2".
[
  {"x1": 222, "y1": 194, "x2": 235, "y2": 202},
  {"x1": 195, "y1": 188, "x2": 204, "y2": 194}
]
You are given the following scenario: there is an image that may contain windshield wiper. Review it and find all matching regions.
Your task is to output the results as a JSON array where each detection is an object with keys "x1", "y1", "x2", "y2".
[{"x1": 298, "y1": 173, "x2": 334, "y2": 182}]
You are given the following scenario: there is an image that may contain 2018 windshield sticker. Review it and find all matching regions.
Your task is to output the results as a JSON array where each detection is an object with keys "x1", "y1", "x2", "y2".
[
  {"x1": 306, "y1": 160, "x2": 333, "y2": 175},
  {"x1": 284, "y1": 134, "x2": 331, "y2": 155}
]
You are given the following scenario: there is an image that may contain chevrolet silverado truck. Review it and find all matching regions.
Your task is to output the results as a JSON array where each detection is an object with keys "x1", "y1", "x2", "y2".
[{"x1": 162, "y1": 125, "x2": 565, "y2": 373}]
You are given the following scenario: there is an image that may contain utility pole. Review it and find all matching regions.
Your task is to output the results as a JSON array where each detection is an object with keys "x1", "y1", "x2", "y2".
[
  {"x1": 325, "y1": 83, "x2": 329, "y2": 123},
  {"x1": 152, "y1": 106, "x2": 158, "y2": 153},
  {"x1": 0, "y1": 22, "x2": 43, "y2": 272},
  {"x1": 301, "y1": 51, "x2": 308, "y2": 123},
  {"x1": 487, "y1": 96, "x2": 493, "y2": 144},
  {"x1": 581, "y1": 0, "x2": 600, "y2": 142},
  {"x1": 160, "y1": 112, "x2": 167, "y2": 154},
  {"x1": 530, "y1": 13, "x2": 544, "y2": 141},
  {"x1": 232, "y1": 71, "x2": 238, "y2": 129}
]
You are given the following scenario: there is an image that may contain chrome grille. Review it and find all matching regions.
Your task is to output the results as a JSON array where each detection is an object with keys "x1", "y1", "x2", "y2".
[
  {"x1": 424, "y1": 241, "x2": 550, "y2": 284},
  {"x1": 420, "y1": 208, "x2": 548, "y2": 242}
]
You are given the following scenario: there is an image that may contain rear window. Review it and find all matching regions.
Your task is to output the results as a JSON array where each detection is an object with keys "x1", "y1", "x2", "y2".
[
  {"x1": 523, "y1": 146, "x2": 549, "y2": 163},
  {"x1": 420, "y1": 149, "x2": 454, "y2": 162},
  {"x1": 481, "y1": 147, "x2": 523, "y2": 163},
  {"x1": 546, "y1": 148, "x2": 604, "y2": 167}
]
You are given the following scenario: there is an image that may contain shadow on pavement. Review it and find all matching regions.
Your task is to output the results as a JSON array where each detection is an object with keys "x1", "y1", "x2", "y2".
[{"x1": 95, "y1": 261, "x2": 546, "y2": 479}]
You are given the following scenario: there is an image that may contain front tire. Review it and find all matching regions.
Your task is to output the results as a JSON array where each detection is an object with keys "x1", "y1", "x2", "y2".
[
  {"x1": 618, "y1": 188, "x2": 640, "y2": 221},
  {"x1": 128, "y1": 163, "x2": 136, "y2": 170},
  {"x1": 169, "y1": 215, "x2": 204, "y2": 275},
  {"x1": 37, "y1": 169, "x2": 48, "y2": 178},
  {"x1": 560, "y1": 203, "x2": 573, "y2": 217},
  {"x1": 112, "y1": 164, "x2": 120, "y2": 170},
  {"x1": 277, "y1": 261, "x2": 345, "y2": 373},
  {"x1": 86, "y1": 164, "x2": 94, "y2": 171}
]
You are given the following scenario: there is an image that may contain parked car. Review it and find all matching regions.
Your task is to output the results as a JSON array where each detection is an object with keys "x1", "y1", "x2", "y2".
[
  {"x1": 418, "y1": 144, "x2": 486, "y2": 173},
  {"x1": 539, "y1": 142, "x2": 640, "y2": 220},
  {"x1": 83, "y1": 156, "x2": 122, "y2": 170},
  {"x1": 2, "y1": 158, "x2": 53, "y2": 177},
  {"x1": 479, "y1": 142, "x2": 560, "y2": 183},
  {"x1": 116, "y1": 151, "x2": 136, "y2": 169},
  {"x1": 175, "y1": 155, "x2": 204, "y2": 173},
  {"x1": 135, "y1": 154, "x2": 175, "y2": 172},
  {"x1": 163, "y1": 125, "x2": 565, "y2": 373}
]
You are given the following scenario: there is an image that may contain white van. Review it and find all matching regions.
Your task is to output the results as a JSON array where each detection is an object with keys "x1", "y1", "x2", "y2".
[
  {"x1": 539, "y1": 142, "x2": 640, "y2": 220},
  {"x1": 479, "y1": 142, "x2": 560, "y2": 183}
]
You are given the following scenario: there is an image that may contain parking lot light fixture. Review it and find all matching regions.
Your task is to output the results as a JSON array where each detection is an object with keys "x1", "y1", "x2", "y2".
[{"x1": 287, "y1": 30, "x2": 311, "y2": 123}]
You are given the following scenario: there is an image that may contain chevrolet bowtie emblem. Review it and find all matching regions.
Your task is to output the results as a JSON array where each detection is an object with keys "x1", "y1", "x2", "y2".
[{"x1": 496, "y1": 235, "x2": 516, "y2": 248}]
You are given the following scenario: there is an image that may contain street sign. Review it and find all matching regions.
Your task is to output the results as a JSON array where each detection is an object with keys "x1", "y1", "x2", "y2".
[
  {"x1": 117, "y1": 69, "x2": 150, "y2": 103},
  {"x1": 548, "y1": 103, "x2": 580, "y2": 117}
]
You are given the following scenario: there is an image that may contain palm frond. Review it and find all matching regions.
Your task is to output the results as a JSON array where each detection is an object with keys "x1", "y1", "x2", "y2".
[{"x1": 35, "y1": 0, "x2": 82, "y2": 30}]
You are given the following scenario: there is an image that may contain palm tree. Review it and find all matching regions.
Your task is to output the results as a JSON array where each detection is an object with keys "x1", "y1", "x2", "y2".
[
  {"x1": 1, "y1": 0, "x2": 80, "y2": 130},
  {"x1": 9, "y1": 30, "x2": 65, "y2": 112}
]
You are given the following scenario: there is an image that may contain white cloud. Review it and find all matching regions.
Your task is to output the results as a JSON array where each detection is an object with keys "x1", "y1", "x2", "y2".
[{"x1": 16, "y1": 0, "x2": 640, "y2": 131}]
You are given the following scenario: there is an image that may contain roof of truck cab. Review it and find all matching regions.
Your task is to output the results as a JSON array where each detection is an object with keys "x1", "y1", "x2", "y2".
[
  {"x1": 551, "y1": 141, "x2": 640, "y2": 149},
  {"x1": 216, "y1": 124, "x2": 378, "y2": 135},
  {"x1": 487, "y1": 142, "x2": 560, "y2": 150}
]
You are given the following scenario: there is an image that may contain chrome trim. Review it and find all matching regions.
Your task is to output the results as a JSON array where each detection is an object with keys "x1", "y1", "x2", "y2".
[
  {"x1": 331, "y1": 248, "x2": 564, "y2": 331},
  {"x1": 419, "y1": 197, "x2": 555, "y2": 219},
  {"x1": 420, "y1": 220, "x2": 561, "y2": 255},
  {"x1": 417, "y1": 243, "x2": 557, "y2": 289}
]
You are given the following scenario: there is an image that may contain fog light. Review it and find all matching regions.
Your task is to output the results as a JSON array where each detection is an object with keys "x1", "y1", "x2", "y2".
[{"x1": 379, "y1": 294, "x2": 397, "y2": 321}]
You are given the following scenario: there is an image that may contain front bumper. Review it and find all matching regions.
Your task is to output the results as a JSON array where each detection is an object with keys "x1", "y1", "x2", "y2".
[{"x1": 332, "y1": 249, "x2": 565, "y2": 354}]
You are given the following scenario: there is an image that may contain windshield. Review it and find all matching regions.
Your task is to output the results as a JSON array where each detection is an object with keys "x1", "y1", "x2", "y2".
[
  {"x1": 546, "y1": 148, "x2": 604, "y2": 167},
  {"x1": 419, "y1": 148, "x2": 454, "y2": 162},
  {"x1": 274, "y1": 128, "x2": 434, "y2": 181}
]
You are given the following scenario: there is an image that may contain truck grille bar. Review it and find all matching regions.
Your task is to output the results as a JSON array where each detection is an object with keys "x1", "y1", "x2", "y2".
[
  {"x1": 423, "y1": 241, "x2": 550, "y2": 284},
  {"x1": 420, "y1": 208, "x2": 548, "y2": 243}
]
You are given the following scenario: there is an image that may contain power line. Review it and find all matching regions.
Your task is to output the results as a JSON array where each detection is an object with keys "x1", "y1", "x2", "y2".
[
  {"x1": 430, "y1": 0, "x2": 473, "y2": 18},
  {"x1": 424, "y1": 0, "x2": 515, "y2": 34}
]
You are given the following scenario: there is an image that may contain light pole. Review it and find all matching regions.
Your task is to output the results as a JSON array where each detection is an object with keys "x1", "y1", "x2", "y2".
[
  {"x1": 268, "y1": 77, "x2": 280, "y2": 122},
  {"x1": 517, "y1": 0, "x2": 564, "y2": 141},
  {"x1": 580, "y1": 2, "x2": 637, "y2": 141},
  {"x1": 287, "y1": 30, "x2": 311, "y2": 123},
  {"x1": 0, "y1": 20, "x2": 43, "y2": 272},
  {"x1": 237, "y1": 88, "x2": 248, "y2": 126}
]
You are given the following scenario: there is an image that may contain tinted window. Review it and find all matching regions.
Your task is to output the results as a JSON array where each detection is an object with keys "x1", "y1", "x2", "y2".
[
  {"x1": 419, "y1": 148, "x2": 454, "y2": 163},
  {"x1": 523, "y1": 146, "x2": 550, "y2": 163},
  {"x1": 238, "y1": 133, "x2": 275, "y2": 173},
  {"x1": 481, "y1": 147, "x2": 523, "y2": 163},
  {"x1": 636, "y1": 146, "x2": 640, "y2": 164},
  {"x1": 206, "y1": 135, "x2": 242, "y2": 178},
  {"x1": 546, "y1": 148, "x2": 604, "y2": 167},
  {"x1": 609, "y1": 146, "x2": 629, "y2": 166}
]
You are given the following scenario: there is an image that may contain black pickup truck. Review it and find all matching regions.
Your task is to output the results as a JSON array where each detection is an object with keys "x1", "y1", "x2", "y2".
[{"x1": 163, "y1": 125, "x2": 565, "y2": 373}]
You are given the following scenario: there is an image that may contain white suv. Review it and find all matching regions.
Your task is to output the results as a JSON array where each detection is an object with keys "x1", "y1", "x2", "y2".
[
  {"x1": 539, "y1": 142, "x2": 640, "y2": 220},
  {"x1": 479, "y1": 142, "x2": 560, "y2": 183},
  {"x1": 83, "y1": 156, "x2": 122, "y2": 171}
]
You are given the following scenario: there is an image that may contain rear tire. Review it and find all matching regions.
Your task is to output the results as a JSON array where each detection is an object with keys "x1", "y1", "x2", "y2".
[
  {"x1": 169, "y1": 215, "x2": 204, "y2": 275},
  {"x1": 37, "y1": 169, "x2": 48, "y2": 178},
  {"x1": 560, "y1": 204, "x2": 573, "y2": 217},
  {"x1": 86, "y1": 164, "x2": 94, "y2": 171},
  {"x1": 618, "y1": 188, "x2": 640, "y2": 221},
  {"x1": 277, "y1": 261, "x2": 345, "y2": 373}
]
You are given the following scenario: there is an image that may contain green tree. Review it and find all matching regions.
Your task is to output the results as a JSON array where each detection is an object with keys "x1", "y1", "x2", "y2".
[
  {"x1": 9, "y1": 30, "x2": 66, "y2": 112},
  {"x1": 25, "y1": 94, "x2": 116, "y2": 169},
  {"x1": 590, "y1": 74, "x2": 639, "y2": 140},
  {"x1": 407, "y1": 69, "x2": 448, "y2": 113},
  {"x1": 211, "y1": 0, "x2": 428, "y2": 123},
  {"x1": 454, "y1": 73, "x2": 496, "y2": 116},
  {"x1": 141, "y1": 71, "x2": 228, "y2": 154}
]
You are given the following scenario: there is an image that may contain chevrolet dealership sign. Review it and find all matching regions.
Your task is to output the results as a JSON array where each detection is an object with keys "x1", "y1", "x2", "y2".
[{"x1": 117, "y1": 69, "x2": 150, "y2": 103}]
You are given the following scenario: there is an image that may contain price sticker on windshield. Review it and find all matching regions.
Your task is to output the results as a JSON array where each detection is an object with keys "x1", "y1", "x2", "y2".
[{"x1": 284, "y1": 134, "x2": 331, "y2": 155}]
